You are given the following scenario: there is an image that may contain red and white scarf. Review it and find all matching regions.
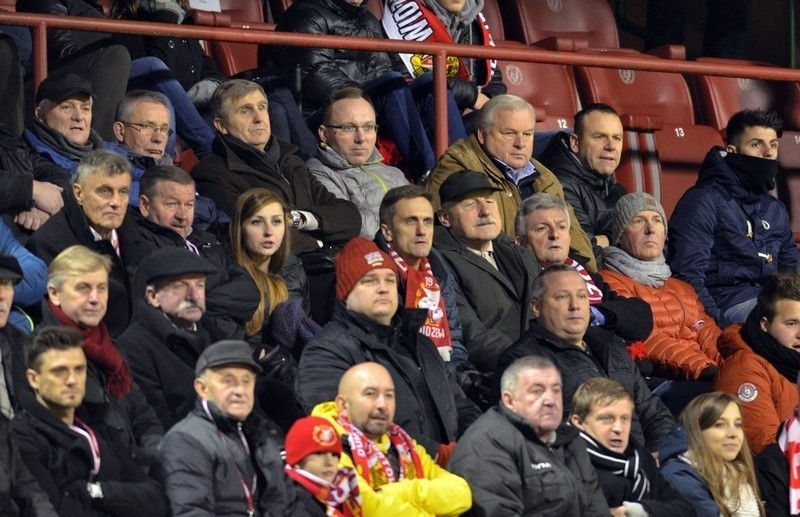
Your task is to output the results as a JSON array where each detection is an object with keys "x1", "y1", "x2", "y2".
[
  {"x1": 337, "y1": 415, "x2": 424, "y2": 488},
  {"x1": 779, "y1": 407, "x2": 800, "y2": 513},
  {"x1": 564, "y1": 257, "x2": 603, "y2": 305},
  {"x1": 285, "y1": 465, "x2": 362, "y2": 517},
  {"x1": 387, "y1": 244, "x2": 452, "y2": 360},
  {"x1": 382, "y1": 0, "x2": 495, "y2": 86}
]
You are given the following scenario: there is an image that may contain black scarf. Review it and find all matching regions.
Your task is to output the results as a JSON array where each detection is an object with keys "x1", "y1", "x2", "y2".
[
  {"x1": 32, "y1": 118, "x2": 105, "y2": 163},
  {"x1": 742, "y1": 309, "x2": 800, "y2": 382},
  {"x1": 725, "y1": 151, "x2": 779, "y2": 195},
  {"x1": 219, "y1": 132, "x2": 281, "y2": 171},
  {"x1": 580, "y1": 431, "x2": 650, "y2": 501}
]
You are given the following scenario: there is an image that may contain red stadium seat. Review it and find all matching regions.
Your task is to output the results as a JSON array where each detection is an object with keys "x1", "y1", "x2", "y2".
[{"x1": 498, "y1": 0, "x2": 618, "y2": 49}]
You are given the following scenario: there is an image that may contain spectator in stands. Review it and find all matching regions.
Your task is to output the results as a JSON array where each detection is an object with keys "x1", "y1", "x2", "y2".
[
  {"x1": 515, "y1": 193, "x2": 653, "y2": 343},
  {"x1": 308, "y1": 87, "x2": 408, "y2": 238},
  {"x1": 0, "y1": 33, "x2": 25, "y2": 136},
  {"x1": 15, "y1": 0, "x2": 131, "y2": 139},
  {"x1": 0, "y1": 256, "x2": 34, "y2": 416},
  {"x1": 539, "y1": 103, "x2": 627, "y2": 250},
  {"x1": 11, "y1": 326, "x2": 169, "y2": 516},
  {"x1": 381, "y1": 0, "x2": 506, "y2": 131},
  {"x1": 669, "y1": 109, "x2": 798, "y2": 327},
  {"x1": 159, "y1": 340, "x2": 302, "y2": 515},
  {"x1": 38, "y1": 245, "x2": 164, "y2": 464},
  {"x1": 497, "y1": 264, "x2": 674, "y2": 452},
  {"x1": 0, "y1": 413, "x2": 57, "y2": 516},
  {"x1": 660, "y1": 392, "x2": 765, "y2": 516},
  {"x1": 450, "y1": 355, "x2": 608, "y2": 515},
  {"x1": 136, "y1": 166, "x2": 260, "y2": 341},
  {"x1": 27, "y1": 150, "x2": 155, "y2": 337},
  {"x1": 192, "y1": 79, "x2": 360, "y2": 253},
  {"x1": 425, "y1": 94, "x2": 597, "y2": 269},
  {"x1": 115, "y1": 248, "x2": 216, "y2": 430},
  {"x1": 283, "y1": 416, "x2": 362, "y2": 515},
  {"x1": 275, "y1": 0, "x2": 467, "y2": 180},
  {"x1": 570, "y1": 377, "x2": 693, "y2": 516},
  {"x1": 0, "y1": 221, "x2": 48, "y2": 334},
  {"x1": 297, "y1": 237, "x2": 480, "y2": 457},
  {"x1": 600, "y1": 192, "x2": 722, "y2": 381},
  {"x1": 715, "y1": 272, "x2": 800, "y2": 454},
  {"x1": 432, "y1": 169, "x2": 538, "y2": 373},
  {"x1": 311, "y1": 362, "x2": 472, "y2": 515},
  {"x1": 375, "y1": 185, "x2": 467, "y2": 372}
]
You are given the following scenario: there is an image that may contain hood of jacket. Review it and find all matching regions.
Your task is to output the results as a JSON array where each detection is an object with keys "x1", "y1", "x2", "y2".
[{"x1": 658, "y1": 423, "x2": 689, "y2": 462}]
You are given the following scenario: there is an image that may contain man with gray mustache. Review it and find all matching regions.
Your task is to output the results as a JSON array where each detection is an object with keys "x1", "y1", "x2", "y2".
[{"x1": 116, "y1": 247, "x2": 217, "y2": 429}]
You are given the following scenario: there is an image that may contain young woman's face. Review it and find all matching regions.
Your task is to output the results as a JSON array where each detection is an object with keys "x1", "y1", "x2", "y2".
[
  {"x1": 243, "y1": 202, "x2": 286, "y2": 261},
  {"x1": 701, "y1": 402, "x2": 744, "y2": 462}
]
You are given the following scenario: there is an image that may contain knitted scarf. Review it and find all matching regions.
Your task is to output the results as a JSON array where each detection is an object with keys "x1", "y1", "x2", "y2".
[
  {"x1": 564, "y1": 257, "x2": 603, "y2": 305},
  {"x1": 386, "y1": 244, "x2": 452, "y2": 359},
  {"x1": 742, "y1": 309, "x2": 800, "y2": 382},
  {"x1": 779, "y1": 407, "x2": 800, "y2": 514},
  {"x1": 284, "y1": 466, "x2": 362, "y2": 517},
  {"x1": 32, "y1": 118, "x2": 105, "y2": 164},
  {"x1": 337, "y1": 415, "x2": 423, "y2": 487},
  {"x1": 48, "y1": 300, "x2": 133, "y2": 398},
  {"x1": 601, "y1": 246, "x2": 672, "y2": 288},
  {"x1": 580, "y1": 431, "x2": 650, "y2": 502}
]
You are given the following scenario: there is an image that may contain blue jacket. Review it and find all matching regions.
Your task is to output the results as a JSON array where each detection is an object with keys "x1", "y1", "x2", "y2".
[
  {"x1": 0, "y1": 219, "x2": 46, "y2": 333},
  {"x1": 669, "y1": 147, "x2": 798, "y2": 320},
  {"x1": 659, "y1": 425, "x2": 719, "y2": 517}
]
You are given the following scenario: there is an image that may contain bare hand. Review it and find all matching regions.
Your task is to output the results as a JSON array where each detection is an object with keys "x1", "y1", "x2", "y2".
[
  {"x1": 610, "y1": 506, "x2": 627, "y2": 517},
  {"x1": 15, "y1": 207, "x2": 50, "y2": 230},
  {"x1": 473, "y1": 92, "x2": 490, "y2": 110},
  {"x1": 32, "y1": 180, "x2": 64, "y2": 215}
]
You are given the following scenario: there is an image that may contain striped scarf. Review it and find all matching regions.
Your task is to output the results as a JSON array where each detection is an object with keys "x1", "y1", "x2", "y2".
[{"x1": 580, "y1": 431, "x2": 650, "y2": 502}]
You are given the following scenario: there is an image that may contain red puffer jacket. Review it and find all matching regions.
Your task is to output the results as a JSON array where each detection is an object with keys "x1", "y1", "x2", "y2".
[{"x1": 600, "y1": 269, "x2": 721, "y2": 380}]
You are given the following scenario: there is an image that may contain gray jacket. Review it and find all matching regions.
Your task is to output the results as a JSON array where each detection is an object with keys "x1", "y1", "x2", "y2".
[{"x1": 307, "y1": 145, "x2": 408, "y2": 237}]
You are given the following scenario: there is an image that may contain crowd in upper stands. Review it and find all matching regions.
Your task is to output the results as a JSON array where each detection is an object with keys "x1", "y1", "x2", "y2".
[{"x1": 1, "y1": 0, "x2": 800, "y2": 515}]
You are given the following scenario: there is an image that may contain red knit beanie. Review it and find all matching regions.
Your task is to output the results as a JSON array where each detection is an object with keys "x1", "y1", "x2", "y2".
[
  {"x1": 284, "y1": 416, "x2": 342, "y2": 466},
  {"x1": 335, "y1": 237, "x2": 398, "y2": 300}
]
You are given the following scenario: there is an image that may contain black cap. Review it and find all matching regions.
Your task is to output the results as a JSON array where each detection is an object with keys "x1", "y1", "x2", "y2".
[
  {"x1": 438, "y1": 169, "x2": 503, "y2": 205},
  {"x1": 137, "y1": 248, "x2": 217, "y2": 286},
  {"x1": 195, "y1": 340, "x2": 262, "y2": 376},
  {"x1": 36, "y1": 71, "x2": 94, "y2": 105},
  {"x1": 0, "y1": 256, "x2": 22, "y2": 284}
]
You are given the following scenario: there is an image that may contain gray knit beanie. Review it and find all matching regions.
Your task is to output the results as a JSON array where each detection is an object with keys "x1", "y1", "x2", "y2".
[{"x1": 611, "y1": 192, "x2": 667, "y2": 246}]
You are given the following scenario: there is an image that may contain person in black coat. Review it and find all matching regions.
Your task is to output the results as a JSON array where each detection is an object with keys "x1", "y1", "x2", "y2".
[
  {"x1": 497, "y1": 264, "x2": 674, "y2": 452},
  {"x1": 296, "y1": 237, "x2": 480, "y2": 458},
  {"x1": 11, "y1": 326, "x2": 169, "y2": 516},
  {"x1": 0, "y1": 414, "x2": 57, "y2": 516},
  {"x1": 569, "y1": 377, "x2": 693, "y2": 516}
]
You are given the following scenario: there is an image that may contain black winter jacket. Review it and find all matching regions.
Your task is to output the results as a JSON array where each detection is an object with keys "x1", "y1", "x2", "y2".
[
  {"x1": 539, "y1": 131, "x2": 627, "y2": 243},
  {"x1": 497, "y1": 323, "x2": 674, "y2": 451},
  {"x1": 275, "y1": 0, "x2": 393, "y2": 112},
  {"x1": 296, "y1": 302, "x2": 480, "y2": 454},
  {"x1": 0, "y1": 415, "x2": 57, "y2": 516},
  {"x1": 192, "y1": 134, "x2": 361, "y2": 254},
  {"x1": 756, "y1": 441, "x2": 796, "y2": 517},
  {"x1": 11, "y1": 401, "x2": 169, "y2": 517},
  {"x1": 16, "y1": 0, "x2": 110, "y2": 61},
  {"x1": 449, "y1": 405, "x2": 609, "y2": 516}
]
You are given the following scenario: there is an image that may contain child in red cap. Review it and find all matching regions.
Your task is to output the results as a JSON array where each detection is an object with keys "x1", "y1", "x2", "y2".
[{"x1": 284, "y1": 416, "x2": 362, "y2": 516}]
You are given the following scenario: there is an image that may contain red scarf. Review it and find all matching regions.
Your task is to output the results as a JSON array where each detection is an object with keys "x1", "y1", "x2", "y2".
[
  {"x1": 564, "y1": 257, "x2": 603, "y2": 305},
  {"x1": 285, "y1": 466, "x2": 362, "y2": 517},
  {"x1": 382, "y1": 0, "x2": 495, "y2": 86},
  {"x1": 48, "y1": 300, "x2": 133, "y2": 398},
  {"x1": 387, "y1": 245, "x2": 452, "y2": 360},
  {"x1": 337, "y1": 415, "x2": 424, "y2": 488},
  {"x1": 779, "y1": 407, "x2": 800, "y2": 513}
]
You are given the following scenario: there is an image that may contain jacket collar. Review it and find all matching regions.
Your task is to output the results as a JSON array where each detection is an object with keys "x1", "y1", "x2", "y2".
[{"x1": 497, "y1": 404, "x2": 577, "y2": 447}]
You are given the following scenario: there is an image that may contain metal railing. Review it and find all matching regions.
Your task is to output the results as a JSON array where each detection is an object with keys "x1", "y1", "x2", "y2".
[{"x1": 2, "y1": 9, "x2": 800, "y2": 156}]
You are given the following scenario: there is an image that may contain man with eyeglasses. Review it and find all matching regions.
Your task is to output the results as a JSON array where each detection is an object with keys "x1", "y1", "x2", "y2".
[
  {"x1": 425, "y1": 94, "x2": 597, "y2": 271},
  {"x1": 308, "y1": 87, "x2": 408, "y2": 238}
]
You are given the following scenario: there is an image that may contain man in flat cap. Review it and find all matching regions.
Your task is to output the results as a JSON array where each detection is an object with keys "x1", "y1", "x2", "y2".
[
  {"x1": 159, "y1": 340, "x2": 303, "y2": 516},
  {"x1": 0, "y1": 255, "x2": 29, "y2": 417},
  {"x1": 116, "y1": 247, "x2": 217, "y2": 429},
  {"x1": 433, "y1": 169, "x2": 540, "y2": 375}
]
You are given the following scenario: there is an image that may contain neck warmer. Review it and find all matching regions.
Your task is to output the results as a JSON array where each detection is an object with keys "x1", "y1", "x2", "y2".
[
  {"x1": 48, "y1": 300, "x2": 133, "y2": 398},
  {"x1": 220, "y1": 132, "x2": 280, "y2": 169},
  {"x1": 725, "y1": 151, "x2": 779, "y2": 195},
  {"x1": 580, "y1": 431, "x2": 651, "y2": 502},
  {"x1": 742, "y1": 308, "x2": 800, "y2": 382},
  {"x1": 600, "y1": 246, "x2": 672, "y2": 288},
  {"x1": 32, "y1": 118, "x2": 105, "y2": 163}
]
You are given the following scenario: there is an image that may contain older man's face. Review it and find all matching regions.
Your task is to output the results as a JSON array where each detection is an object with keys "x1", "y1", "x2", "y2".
[
  {"x1": 140, "y1": 180, "x2": 196, "y2": 239},
  {"x1": 37, "y1": 94, "x2": 93, "y2": 146},
  {"x1": 48, "y1": 269, "x2": 108, "y2": 329},
  {"x1": 532, "y1": 270, "x2": 590, "y2": 346},
  {"x1": 477, "y1": 108, "x2": 535, "y2": 170},
  {"x1": 617, "y1": 210, "x2": 666, "y2": 262},
  {"x1": 439, "y1": 191, "x2": 501, "y2": 250},
  {"x1": 146, "y1": 273, "x2": 206, "y2": 329},
  {"x1": 214, "y1": 90, "x2": 271, "y2": 150},
  {"x1": 502, "y1": 366, "x2": 563, "y2": 443},
  {"x1": 521, "y1": 208, "x2": 570, "y2": 266},
  {"x1": 319, "y1": 97, "x2": 378, "y2": 166},
  {"x1": 73, "y1": 172, "x2": 131, "y2": 239},
  {"x1": 114, "y1": 101, "x2": 171, "y2": 160}
]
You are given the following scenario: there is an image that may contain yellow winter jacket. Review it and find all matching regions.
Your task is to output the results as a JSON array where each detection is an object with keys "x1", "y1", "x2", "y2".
[{"x1": 311, "y1": 402, "x2": 472, "y2": 517}]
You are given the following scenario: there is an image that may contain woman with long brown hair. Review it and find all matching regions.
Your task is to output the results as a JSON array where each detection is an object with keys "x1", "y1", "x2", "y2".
[{"x1": 660, "y1": 392, "x2": 764, "y2": 517}]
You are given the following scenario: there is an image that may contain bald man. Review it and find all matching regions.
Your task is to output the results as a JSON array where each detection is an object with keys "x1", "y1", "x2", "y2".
[{"x1": 311, "y1": 362, "x2": 472, "y2": 515}]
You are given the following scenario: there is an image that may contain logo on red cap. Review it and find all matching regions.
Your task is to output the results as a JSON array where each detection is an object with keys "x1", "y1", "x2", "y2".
[{"x1": 313, "y1": 424, "x2": 338, "y2": 447}]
